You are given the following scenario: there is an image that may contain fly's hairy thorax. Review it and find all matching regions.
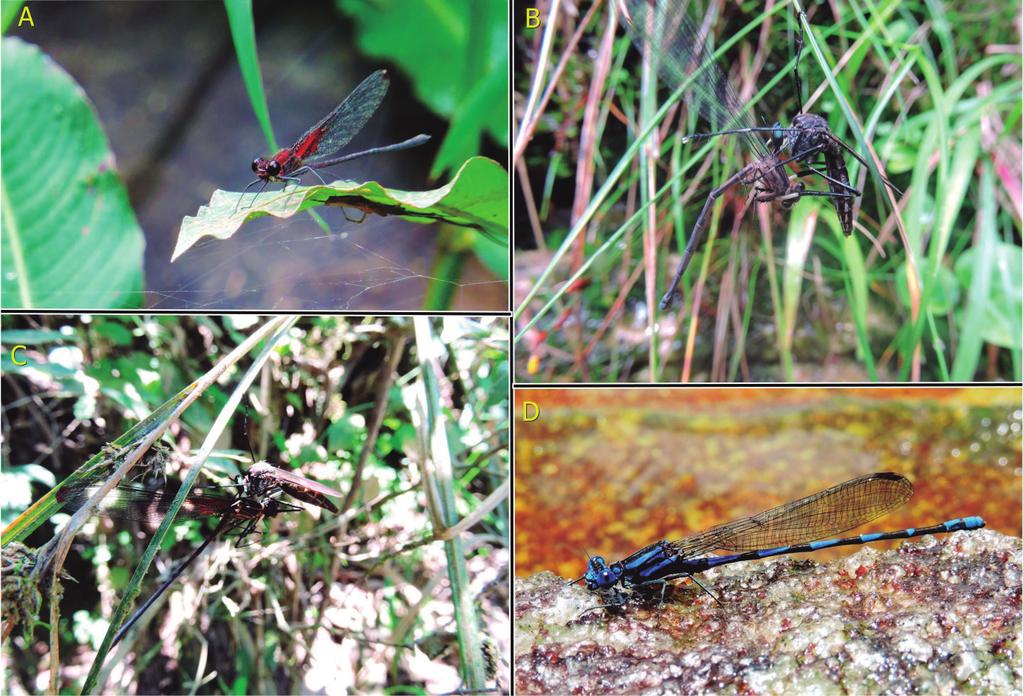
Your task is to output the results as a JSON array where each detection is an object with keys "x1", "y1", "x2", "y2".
[{"x1": 786, "y1": 113, "x2": 831, "y2": 156}]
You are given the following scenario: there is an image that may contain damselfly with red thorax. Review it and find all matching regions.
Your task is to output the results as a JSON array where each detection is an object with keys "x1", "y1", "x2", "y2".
[{"x1": 237, "y1": 69, "x2": 430, "y2": 211}]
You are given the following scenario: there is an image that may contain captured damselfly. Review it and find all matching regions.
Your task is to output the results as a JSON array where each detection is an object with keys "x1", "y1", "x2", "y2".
[
  {"x1": 57, "y1": 462, "x2": 343, "y2": 646},
  {"x1": 571, "y1": 472, "x2": 984, "y2": 611},
  {"x1": 618, "y1": 0, "x2": 901, "y2": 310}
]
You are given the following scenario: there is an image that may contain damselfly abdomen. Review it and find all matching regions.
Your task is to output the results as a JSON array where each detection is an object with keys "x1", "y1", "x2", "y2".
[{"x1": 571, "y1": 472, "x2": 984, "y2": 612}]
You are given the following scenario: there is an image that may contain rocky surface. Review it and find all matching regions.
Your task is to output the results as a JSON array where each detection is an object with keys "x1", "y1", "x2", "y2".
[{"x1": 515, "y1": 530, "x2": 1022, "y2": 694}]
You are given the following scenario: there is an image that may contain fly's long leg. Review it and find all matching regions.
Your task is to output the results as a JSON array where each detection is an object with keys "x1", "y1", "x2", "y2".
[
  {"x1": 231, "y1": 515, "x2": 265, "y2": 548},
  {"x1": 777, "y1": 148, "x2": 861, "y2": 195},
  {"x1": 789, "y1": 189, "x2": 857, "y2": 199},
  {"x1": 660, "y1": 166, "x2": 751, "y2": 310}
]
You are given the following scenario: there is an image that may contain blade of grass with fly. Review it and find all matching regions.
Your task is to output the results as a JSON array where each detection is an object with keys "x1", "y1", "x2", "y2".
[
  {"x1": 18, "y1": 317, "x2": 292, "y2": 695},
  {"x1": 794, "y1": 7, "x2": 908, "y2": 376},
  {"x1": 82, "y1": 316, "x2": 298, "y2": 695}
]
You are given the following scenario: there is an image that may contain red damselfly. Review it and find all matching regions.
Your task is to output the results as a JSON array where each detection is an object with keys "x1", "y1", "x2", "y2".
[
  {"x1": 56, "y1": 463, "x2": 344, "y2": 646},
  {"x1": 237, "y1": 69, "x2": 431, "y2": 211}
]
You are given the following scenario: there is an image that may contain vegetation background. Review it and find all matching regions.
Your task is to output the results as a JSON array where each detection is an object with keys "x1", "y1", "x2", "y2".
[
  {"x1": 1, "y1": 314, "x2": 509, "y2": 694},
  {"x1": 513, "y1": 0, "x2": 1021, "y2": 382}
]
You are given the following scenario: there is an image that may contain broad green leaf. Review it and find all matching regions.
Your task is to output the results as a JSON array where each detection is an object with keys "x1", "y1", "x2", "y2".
[
  {"x1": 954, "y1": 241, "x2": 1022, "y2": 350},
  {"x1": 172, "y1": 156, "x2": 508, "y2": 261},
  {"x1": 473, "y1": 225, "x2": 507, "y2": 280},
  {"x1": 896, "y1": 260, "x2": 960, "y2": 314},
  {"x1": 2, "y1": 2, "x2": 26, "y2": 33},
  {"x1": 336, "y1": 0, "x2": 507, "y2": 174},
  {"x1": 1, "y1": 37, "x2": 144, "y2": 308}
]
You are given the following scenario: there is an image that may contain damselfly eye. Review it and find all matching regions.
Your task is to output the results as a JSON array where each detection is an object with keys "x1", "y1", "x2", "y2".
[
  {"x1": 251, "y1": 159, "x2": 261, "y2": 173},
  {"x1": 267, "y1": 161, "x2": 281, "y2": 176}
]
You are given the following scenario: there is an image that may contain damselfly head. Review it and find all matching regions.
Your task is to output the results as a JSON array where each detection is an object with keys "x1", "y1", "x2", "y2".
[
  {"x1": 770, "y1": 121, "x2": 786, "y2": 150},
  {"x1": 251, "y1": 157, "x2": 282, "y2": 181},
  {"x1": 583, "y1": 555, "x2": 620, "y2": 590}
]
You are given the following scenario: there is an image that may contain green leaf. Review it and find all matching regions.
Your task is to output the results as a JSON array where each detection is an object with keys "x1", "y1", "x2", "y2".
[
  {"x1": 0, "y1": 328, "x2": 68, "y2": 344},
  {"x1": 474, "y1": 227, "x2": 507, "y2": 280},
  {"x1": 336, "y1": 0, "x2": 507, "y2": 171},
  {"x1": 172, "y1": 156, "x2": 508, "y2": 261},
  {"x1": 896, "y1": 261, "x2": 960, "y2": 314},
  {"x1": 93, "y1": 318, "x2": 135, "y2": 345},
  {"x1": 2, "y1": 2, "x2": 25, "y2": 33},
  {"x1": 954, "y1": 241, "x2": 1022, "y2": 350},
  {"x1": 430, "y1": 63, "x2": 508, "y2": 179},
  {"x1": 1, "y1": 37, "x2": 144, "y2": 308}
]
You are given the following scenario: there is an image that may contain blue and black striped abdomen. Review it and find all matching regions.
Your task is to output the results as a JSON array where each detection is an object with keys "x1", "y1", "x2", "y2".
[{"x1": 702, "y1": 517, "x2": 985, "y2": 570}]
